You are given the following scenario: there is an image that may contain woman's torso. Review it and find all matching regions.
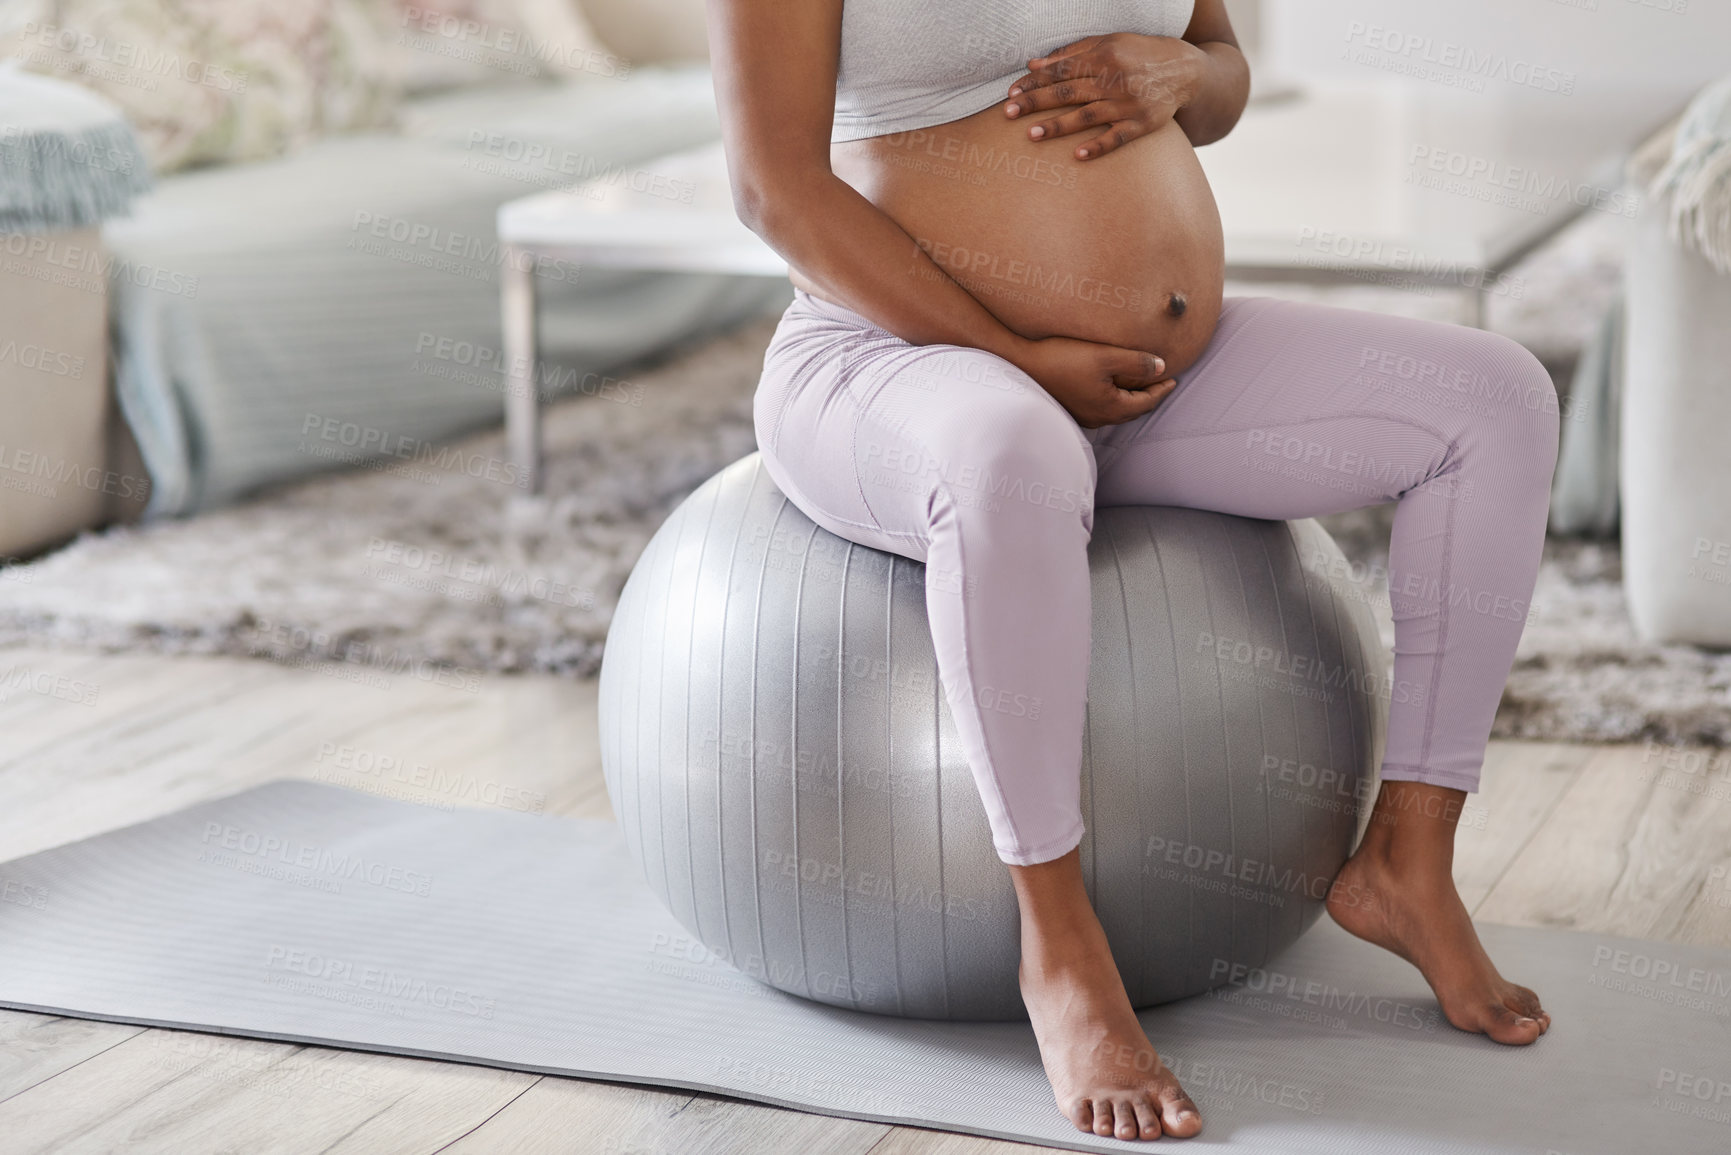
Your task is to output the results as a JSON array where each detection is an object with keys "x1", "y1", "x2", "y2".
[{"x1": 820, "y1": 0, "x2": 1224, "y2": 375}]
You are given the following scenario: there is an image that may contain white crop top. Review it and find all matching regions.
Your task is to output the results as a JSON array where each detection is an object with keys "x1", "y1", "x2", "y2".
[{"x1": 833, "y1": 0, "x2": 1197, "y2": 143}]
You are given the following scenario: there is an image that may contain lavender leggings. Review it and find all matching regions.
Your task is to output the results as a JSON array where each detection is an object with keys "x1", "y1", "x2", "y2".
[{"x1": 754, "y1": 289, "x2": 1559, "y2": 866}]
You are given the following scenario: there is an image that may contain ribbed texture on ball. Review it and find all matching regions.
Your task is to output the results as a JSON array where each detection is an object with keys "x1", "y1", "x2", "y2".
[{"x1": 600, "y1": 454, "x2": 1387, "y2": 1021}]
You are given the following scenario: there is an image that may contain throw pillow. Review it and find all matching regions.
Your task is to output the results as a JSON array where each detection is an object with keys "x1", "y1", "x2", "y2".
[
  {"x1": 382, "y1": 0, "x2": 626, "y2": 94},
  {"x1": 2, "y1": 0, "x2": 399, "y2": 173}
]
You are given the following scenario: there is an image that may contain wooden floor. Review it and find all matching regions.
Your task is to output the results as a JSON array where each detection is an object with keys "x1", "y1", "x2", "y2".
[{"x1": 1, "y1": 646, "x2": 1728, "y2": 1155}]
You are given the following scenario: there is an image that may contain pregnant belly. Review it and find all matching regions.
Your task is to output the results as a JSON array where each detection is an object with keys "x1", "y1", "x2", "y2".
[{"x1": 830, "y1": 101, "x2": 1226, "y2": 375}]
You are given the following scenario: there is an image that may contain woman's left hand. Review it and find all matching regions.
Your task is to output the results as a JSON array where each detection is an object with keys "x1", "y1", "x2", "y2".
[{"x1": 1004, "y1": 34, "x2": 1205, "y2": 160}]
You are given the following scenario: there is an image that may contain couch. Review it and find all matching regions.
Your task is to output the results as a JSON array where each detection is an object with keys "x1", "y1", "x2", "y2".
[
  {"x1": 3, "y1": 0, "x2": 782, "y2": 549},
  {"x1": 108, "y1": 66, "x2": 786, "y2": 517}
]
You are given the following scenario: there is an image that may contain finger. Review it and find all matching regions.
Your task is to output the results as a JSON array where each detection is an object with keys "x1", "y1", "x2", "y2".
[
  {"x1": 1027, "y1": 103, "x2": 1136, "y2": 145},
  {"x1": 1005, "y1": 78, "x2": 1108, "y2": 117},
  {"x1": 1109, "y1": 350, "x2": 1166, "y2": 387},
  {"x1": 1027, "y1": 35, "x2": 1105, "y2": 70},
  {"x1": 1071, "y1": 121, "x2": 1146, "y2": 160},
  {"x1": 1008, "y1": 63, "x2": 1083, "y2": 98},
  {"x1": 1103, "y1": 391, "x2": 1162, "y2": 428},
  {"x1": 1105, "y1": 380, "x2": 1176, "y2": 424},
  {"x1": 1019, "y1": 50, "x2": 1104, "y2": 89}
]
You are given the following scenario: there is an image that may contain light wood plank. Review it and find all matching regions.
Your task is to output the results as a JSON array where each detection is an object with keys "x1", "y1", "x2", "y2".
[
  {"x1": 1452, "y1": 741, "x2": 1594, "y2": 912},
  {"x1": 0, "y1": 1010, "x2": 143, "y2": 1102},
  {"x1": 0, "y1": 650, "x2": 601, "y2": 861},
  {"x1": 437, "y1": 1080, "x2": 889, "y2": 1155},
  {"x1": 1476, "y1": 743, "x2": 1731, "y2": 943},
  {"x1": 0, "y1": 1028, "x2": 536, "y2": 1155},
  {"x1": 865, "y1": 1126, "x2": 1055, "y2": 1154}
]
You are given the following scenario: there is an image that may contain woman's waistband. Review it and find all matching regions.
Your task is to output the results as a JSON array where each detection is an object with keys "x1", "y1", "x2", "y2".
[{"x1": 785, "y1": 286, "x2": 883, "y2": 333}]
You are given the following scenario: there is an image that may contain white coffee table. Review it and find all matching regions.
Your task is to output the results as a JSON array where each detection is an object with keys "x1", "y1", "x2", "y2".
[{"x1": 497, "y1": 78, "x2": 1671, "y2": 494}]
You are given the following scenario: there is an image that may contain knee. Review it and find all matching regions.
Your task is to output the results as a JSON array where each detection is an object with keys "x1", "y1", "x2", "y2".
[
  {"x1": 943, "y1": 388, "x2": 1096, "y2": 525},
  {"x1": 1472, "y1": 333, "x2": 1560, "y2": 481}
]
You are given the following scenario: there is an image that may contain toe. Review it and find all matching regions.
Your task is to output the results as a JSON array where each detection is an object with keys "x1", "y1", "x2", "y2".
[
  {"x1": 1512, "y1": 985, "x2": 1550, "y2": 1031},
  {"x1": 1093, "y1": 1098, "x2": 1117, "y2": 1137},
  {"x1": 1113, "y1": 1097, "x2": 1141, "y2": 1140},
  {"x1": 1484, "y1": 1002, "x2": 1544, "y2": 1046},
  {"x1": 1069, "y1": 1097, "x2": 1095, "y2": 1134},
  {"x1": 1130, "y1": 1094, "x2": 1164, "y2": 1139},
  {"x1": 1159, "y1": 1084, "x2": 1203, "y2": 1137}
]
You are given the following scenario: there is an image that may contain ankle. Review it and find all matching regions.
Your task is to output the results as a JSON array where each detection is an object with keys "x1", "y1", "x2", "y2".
[
  {"x1": 1348, "y1": 838, "x2": 1461, "y2": 900},
  {"x1": 1021, "y1": 908, "x2": 1109, "y2": 960},
  {"x1": 1360, "y1": 783, "x2": 1464, "y2": 867}
]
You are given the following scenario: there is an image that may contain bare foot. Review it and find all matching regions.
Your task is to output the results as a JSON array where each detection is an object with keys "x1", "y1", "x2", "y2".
[
  {"x1": 1011, "y1": 850, "x2": 1202, "y2": 1141},
  {"x1": 1328, "y1": 783, "x2": 1551, "y2": 1045}
]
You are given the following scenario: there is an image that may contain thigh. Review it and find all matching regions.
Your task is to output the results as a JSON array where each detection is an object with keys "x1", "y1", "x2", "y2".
[
  {"x1": 755, "y1": 294, "x2": 1095, "y2": 559},
  {"x1": 1090, "y1": 296, "x2": 1538, "y2": 516}
]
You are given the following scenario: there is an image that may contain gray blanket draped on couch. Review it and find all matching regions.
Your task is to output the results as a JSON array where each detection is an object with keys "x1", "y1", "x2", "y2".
[{"x1": 106, "y1": 65, "x2": 791, "y2": 516}]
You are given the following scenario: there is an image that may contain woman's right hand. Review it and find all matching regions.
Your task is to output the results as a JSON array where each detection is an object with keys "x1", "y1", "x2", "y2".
[{"x1": 1010, "y1": 336, "x2": 1178, "y2": 428}]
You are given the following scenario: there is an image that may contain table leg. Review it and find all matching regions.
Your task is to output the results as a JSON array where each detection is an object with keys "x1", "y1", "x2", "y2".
[
  {"x1": 1464, "y1": 281, "x2": 1490, "y2": 331},
  {"x1": 502, "y1": 244, "x2": 542, "y2": 496}
]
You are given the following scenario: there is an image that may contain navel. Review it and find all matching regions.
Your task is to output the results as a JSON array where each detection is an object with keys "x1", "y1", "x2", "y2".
[{"x1": 1167, "y1": 292, "x2": 1188, "y2": 318}]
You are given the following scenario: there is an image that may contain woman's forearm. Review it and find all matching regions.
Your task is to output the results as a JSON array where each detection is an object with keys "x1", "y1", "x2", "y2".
[
  {"x1": 711, "y1": 0, "x2": 1032, "y2": 370},
  {"x1": 1173, "y1": 40, "x2": 1250, "y2": 147},
  {"x1": 742, "y1": 170, "x2": 1034, "y2": 367}
]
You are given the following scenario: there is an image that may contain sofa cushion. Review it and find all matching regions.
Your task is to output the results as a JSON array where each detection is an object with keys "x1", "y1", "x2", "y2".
[
  {"x1": 100, "y1": 65, "x2": 791, "y2": 515},
  {"x1": 1, "y1": 0, "x2": 399, "y2": 174},
  {"x1": 394, "y1": 63, "x2": 712, "y2": 159}
]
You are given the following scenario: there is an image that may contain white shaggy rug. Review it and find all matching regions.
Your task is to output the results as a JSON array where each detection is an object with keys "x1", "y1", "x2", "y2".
[
  {"x1": 0, "y1": 319, "x2": 771, "y2": 679},
  {"x1": 3, "y1": 212, "x2": 1726, "y2": 745}
]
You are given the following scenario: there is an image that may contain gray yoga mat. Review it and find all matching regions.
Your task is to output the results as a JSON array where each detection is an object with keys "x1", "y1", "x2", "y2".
[{"x1": 1, "y1": 781, "x2": 1727, "y2": 1154}]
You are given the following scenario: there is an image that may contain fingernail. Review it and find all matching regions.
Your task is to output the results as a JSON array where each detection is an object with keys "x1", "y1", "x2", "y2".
[
  {"x1": 1029, "y1": 125, "x2": 1044, "y2": 138},
  {"x1": 1009, "y1": 86, "x2": 1022, "y2": 95}
]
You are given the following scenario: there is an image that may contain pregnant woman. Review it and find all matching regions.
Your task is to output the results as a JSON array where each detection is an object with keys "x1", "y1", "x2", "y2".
[{"x1": 711, "y1": 0, "x2": 1557, "y2": 1140}]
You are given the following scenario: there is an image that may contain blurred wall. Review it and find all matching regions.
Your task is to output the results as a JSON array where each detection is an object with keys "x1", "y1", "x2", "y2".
[
  {"x1": 1261, "y1": 0, "x2": 1725, "y2": 104},
  {"x1": 583, "y1": 0, "x2": 708, "y2": 64}
]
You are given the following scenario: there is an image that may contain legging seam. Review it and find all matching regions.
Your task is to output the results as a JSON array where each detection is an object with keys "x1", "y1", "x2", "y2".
[
  {"x1": 1419, "y1": 470, "x2": 1458, "y2": 769},
  {"x1": 761, "y1": 300, "x2": 906, "y2": 462},
  {"x1": 1001, "y1": 815, "x2": 1086, "y2": 864},
  {"x1": 1381, "y1": 762, "x2": 1480, "y2": 791},
  {"x1": 762, "y1": 338, "x2": 836, "y2": 451},
  {"x1": 1118, "y1": 411, "x2": 1458, "y2": 457},
  {"x1": 848, "y1": 345, "x2": 945, "y2": 536},
  {"x1": 844, "y1": 379, "x2": 1034, "y2": 854},
  {"x1": 940, "y1": 480, "x2": 1028, "y2": 853},
  {"x1": 762, "y1": 450, "x2": 903, "y2": 541}
]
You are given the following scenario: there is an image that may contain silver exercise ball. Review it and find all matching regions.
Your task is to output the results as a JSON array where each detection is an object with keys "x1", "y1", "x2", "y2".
[{"x1": 600, "y1": 453, "x2": 1386, "y2": 1021}]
